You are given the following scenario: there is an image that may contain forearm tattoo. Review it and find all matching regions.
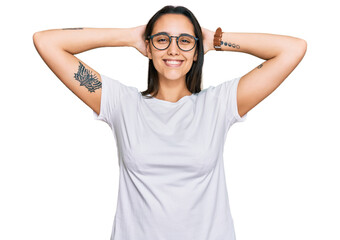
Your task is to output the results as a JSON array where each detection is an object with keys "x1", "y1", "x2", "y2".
[
  {"x1": 62, "y1": 27, "x2": 83, "y2": 30},
  {"x1": 220, "y1": 40, "x2": 240, "y2": 49},
  {"x1": 74, "y1": 61, "x2": 102, "y2": 93},
  {"x1": 257, "y1": 63, "x2": 263, "y2": 69}
]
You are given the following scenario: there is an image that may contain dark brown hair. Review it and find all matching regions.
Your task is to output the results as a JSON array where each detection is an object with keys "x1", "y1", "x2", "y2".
[{"x1": 140, "y1": 5, "x2": 204, "y2": 98}]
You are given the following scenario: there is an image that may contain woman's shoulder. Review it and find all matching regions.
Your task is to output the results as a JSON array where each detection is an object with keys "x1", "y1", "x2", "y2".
[{"x1": 101, "y1": 74, "x2": 139, "y2": 94}]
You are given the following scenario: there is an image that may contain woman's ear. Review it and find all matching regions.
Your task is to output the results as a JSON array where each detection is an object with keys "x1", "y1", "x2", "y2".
[
  {"x1": 146, "y1": 40, "x2": 152, "y2": 59},
  {"x1": 193, "y1": 49, "x2": 198, "y2": 62}
]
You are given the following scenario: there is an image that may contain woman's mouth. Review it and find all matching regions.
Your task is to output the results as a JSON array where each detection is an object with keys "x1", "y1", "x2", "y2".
[{"x1": 163, "y1": 59, "x2": 184, "y2": 67}]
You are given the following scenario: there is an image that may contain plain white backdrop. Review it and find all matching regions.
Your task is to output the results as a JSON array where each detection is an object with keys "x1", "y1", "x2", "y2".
[{"x1": 1, "y1": 0, "x2": 339, "y2": 239}]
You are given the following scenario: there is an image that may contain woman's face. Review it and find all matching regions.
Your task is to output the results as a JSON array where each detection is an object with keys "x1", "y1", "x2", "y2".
[{"x1": 146, "y1": 13, "x2": 198, "y2": 83}]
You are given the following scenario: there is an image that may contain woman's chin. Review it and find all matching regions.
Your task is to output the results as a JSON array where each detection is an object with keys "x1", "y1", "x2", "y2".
[{"x1": 161, "y1": 72, "x2": 186, "y2": 81}]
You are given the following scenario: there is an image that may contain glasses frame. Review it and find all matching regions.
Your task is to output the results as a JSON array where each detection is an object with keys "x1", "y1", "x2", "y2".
[{"x1": 147, "y1": 32, "x2": 199, "y2": 52}]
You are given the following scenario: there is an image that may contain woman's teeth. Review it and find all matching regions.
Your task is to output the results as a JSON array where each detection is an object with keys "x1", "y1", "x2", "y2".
[{"x1": 164, "y1": 60, "x2": 183, "y2": 67}]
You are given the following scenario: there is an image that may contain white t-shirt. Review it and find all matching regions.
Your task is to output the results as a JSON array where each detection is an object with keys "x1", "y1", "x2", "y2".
[{"x1": 93, "y1": 74, "x2": 247, "y2": 240}]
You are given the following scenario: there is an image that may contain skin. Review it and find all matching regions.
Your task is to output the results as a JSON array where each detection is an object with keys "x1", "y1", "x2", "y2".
[
  {"x1": 33, "y1": 14, "x2": 306, "y2": 117},
  {"x1": 145, "y1": 14, "x2": 200, "y2": 102},
  {"x1": 133, "y1": 15, "x2": 306, "y2": 117}
]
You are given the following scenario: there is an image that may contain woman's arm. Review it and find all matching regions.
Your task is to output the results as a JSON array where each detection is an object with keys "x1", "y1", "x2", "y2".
[
  {"x1": 34, "y1": 27, "x2": 138, "y2": 54},
  {"x1": 203, "y1": 29, "x2": 307, "y2": 118},
  {"x1": 33, "y1": 26, "x2": 146, "y2": 115}
]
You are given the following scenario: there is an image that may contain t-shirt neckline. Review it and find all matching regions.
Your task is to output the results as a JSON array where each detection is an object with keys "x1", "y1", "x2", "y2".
[{"x1": 145, "y1": 93, "x2": 194, "y2": 105}]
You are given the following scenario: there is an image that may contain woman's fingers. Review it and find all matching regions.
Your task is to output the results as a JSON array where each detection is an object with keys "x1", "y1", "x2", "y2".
[
  {"x1": 131, "y1": 25, "x2": 148, "y2": 57},
  {"x1": 201, "y1": 27, "x2": 215, "y2": 54}
]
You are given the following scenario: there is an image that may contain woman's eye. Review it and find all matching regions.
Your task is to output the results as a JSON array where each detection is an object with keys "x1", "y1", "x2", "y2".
[
  {"x1": 157, "y1": 38, "x2": 168, "y2": 43},
  {"x1": 180, "y1": 38, "x2": 191, "y2": 44}
]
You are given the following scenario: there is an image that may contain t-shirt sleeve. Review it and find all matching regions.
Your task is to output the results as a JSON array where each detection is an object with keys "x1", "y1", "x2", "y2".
[
  {"x1": 92, "y1": 74, "x2": 124, "y2": 126},
  {"x1": 214, "y1": 76, "x2": 247, "y2": 124}
]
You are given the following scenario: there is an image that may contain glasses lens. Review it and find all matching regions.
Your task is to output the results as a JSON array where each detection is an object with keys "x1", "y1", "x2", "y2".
[
  {"x1": 178, "y1": 35, "x2": 196, "y2": 51},
  {"x1": 152, "y1": 34, "x2": 170, "y2": 50}
]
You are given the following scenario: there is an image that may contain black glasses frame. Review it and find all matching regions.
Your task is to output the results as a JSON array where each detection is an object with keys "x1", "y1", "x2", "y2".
[{"x1": 147, "y1": 32, "x2": 199, "y2": 52}]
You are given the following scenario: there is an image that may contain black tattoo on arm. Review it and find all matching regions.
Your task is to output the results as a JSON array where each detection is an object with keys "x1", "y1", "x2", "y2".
[
  {"x1": 257, "y1": 63, "x2": 263, "y2": 69},
  {"x1": 62, "y1": 27, "x2": 83, "y2": 30},
  {"x1": 221, "y1": 40, "x2": 240, "y2": 49},
  {"x1": 74, "y1": 61, "x2": 102, "y2": 93}
]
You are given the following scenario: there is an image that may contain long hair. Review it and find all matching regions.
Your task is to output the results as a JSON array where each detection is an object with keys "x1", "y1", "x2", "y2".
[{"x1": 140, "y1": 5, "x2": 204, "y2": 98}]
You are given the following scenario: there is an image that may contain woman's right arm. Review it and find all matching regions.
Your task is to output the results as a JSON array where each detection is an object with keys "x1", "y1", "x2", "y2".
[{"x1": 32, "y1": 27, "x2": 143, "y2": 116}]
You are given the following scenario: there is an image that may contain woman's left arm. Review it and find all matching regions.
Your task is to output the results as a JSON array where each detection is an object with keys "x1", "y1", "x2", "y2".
[{"x1": 203, "y1": 28, "x2": 307, "y2": 118}]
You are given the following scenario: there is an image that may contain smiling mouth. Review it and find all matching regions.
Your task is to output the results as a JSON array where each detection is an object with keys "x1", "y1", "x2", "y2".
[{"x1": 163, "y1": 60, "x2": 184, "y2": 67}]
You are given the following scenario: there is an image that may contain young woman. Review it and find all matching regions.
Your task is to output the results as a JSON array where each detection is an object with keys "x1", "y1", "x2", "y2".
[{"x1": 33, "y1": 5, "x2": 307, "y2": 240}]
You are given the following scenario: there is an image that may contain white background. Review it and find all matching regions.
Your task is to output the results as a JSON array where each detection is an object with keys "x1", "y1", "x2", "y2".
[{"x1": 1, "y1": 0, "x2": 339, "y2": 239}]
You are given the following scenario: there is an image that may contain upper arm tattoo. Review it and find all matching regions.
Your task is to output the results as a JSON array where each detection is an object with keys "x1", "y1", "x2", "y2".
[{"x1": 74, "y1": 61, "x2": 102, "y2": 93}]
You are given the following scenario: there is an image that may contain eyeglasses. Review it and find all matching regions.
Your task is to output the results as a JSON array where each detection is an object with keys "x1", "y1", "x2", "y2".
[{"x1": 148, "y1": 32, "x2": 199, "y2": 52}]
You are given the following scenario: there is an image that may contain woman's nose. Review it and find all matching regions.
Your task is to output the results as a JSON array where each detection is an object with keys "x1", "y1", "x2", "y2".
[{"x1": 167, "y1": 38, "x2": 180, "y2": 55}]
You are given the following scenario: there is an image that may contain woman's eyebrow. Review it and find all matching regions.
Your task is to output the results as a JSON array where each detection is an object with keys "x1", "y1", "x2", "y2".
[
  {"x1": 155, "y1": 31, "x2": 169, "y2": 35},
  {"x1": 154, "y1": 31, "x2": 193, "y2": 36}
]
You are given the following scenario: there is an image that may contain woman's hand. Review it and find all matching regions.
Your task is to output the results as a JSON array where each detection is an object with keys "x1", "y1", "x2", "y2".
[
  {"x1": 201, "y1": 27, "x2": 215, "y2": 54},
  {"x1": 130, "y1": 25, "x2": 148, "y2": 57}
]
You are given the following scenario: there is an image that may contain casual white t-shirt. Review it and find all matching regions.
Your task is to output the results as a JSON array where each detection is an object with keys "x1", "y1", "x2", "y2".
[{"x1": 93, "y1": 74, "x2": 247, "y2": 240}]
